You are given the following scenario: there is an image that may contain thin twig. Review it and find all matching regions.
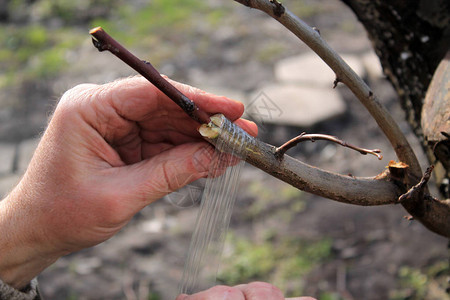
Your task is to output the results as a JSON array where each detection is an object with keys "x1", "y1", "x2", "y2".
[
  {"x1": 398, "y1": 166, "x2": 434, "y2": 203},
  {"x1": 275, "y1": 133, "x2": 382, "y2": 160},
  {"x1": 89, "y1": 27, "x2": 210, "y2": 124}
]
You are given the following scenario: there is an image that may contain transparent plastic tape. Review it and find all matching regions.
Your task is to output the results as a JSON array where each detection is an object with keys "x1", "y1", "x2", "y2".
[{"x1": 179, "y1": 115, "x2": 253, "y2": 294}]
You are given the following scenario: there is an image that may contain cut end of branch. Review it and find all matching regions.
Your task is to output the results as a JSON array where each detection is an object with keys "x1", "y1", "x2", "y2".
[
  {"x1": 89, "y1": 26, "x2": 104, "y2": 35},
  {"x1": 199, "y1": 124, "x2": 221, "y2": 139},
  {"x1": 198, "y1": 114, "x2": 224, "y2": 139},
  {"x1": 388, "y1": 160, "x2": 409, "y2": 181},
  {"x1": 89, "y1": 26, "x2": 110, "y2": 52},
  {"x1": 210, "y1": 114, "x2": 225, "y2": 128}
]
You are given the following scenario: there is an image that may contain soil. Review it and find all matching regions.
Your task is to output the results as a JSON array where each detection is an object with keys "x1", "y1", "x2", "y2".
[{"x1": 0, "y1": 1, "x2": 448, "y2": 299}]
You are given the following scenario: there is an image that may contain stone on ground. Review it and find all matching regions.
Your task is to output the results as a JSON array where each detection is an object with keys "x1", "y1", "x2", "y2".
[
  {"x1": 274, "y1": 52, "x2": 365, "y2": 86},
  {"x1": 245, "y1": 84, "x2": 345, "y2": 128}
]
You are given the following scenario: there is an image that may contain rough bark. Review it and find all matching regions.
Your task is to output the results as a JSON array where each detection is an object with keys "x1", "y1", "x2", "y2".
[
  {"x1": 421, "y1": 52, "x2": 450, "y2": 198},
  {"x1": 340, "y1": 0, "x2": 450, "y2": 197}
]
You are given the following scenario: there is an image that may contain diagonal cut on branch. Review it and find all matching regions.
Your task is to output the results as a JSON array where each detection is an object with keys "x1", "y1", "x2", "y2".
[{"x1": 275, "y1": 132, "x2": 382, "y2": 161}]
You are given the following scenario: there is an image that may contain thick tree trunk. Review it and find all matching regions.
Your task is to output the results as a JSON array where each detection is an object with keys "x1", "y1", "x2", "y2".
[{"x1": 340, "y1": 0, "x2": 450, "y2": 197}]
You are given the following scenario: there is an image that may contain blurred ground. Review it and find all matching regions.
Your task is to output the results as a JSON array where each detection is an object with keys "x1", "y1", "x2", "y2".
[{"x1": 0, "y1": 0, "x2": 448, "y2": 300}]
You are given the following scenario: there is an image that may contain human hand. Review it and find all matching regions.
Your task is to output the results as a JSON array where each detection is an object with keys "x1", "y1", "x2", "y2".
[
  {"x1": 176, "y1": 282, "x2": 316, "y2": 300},
  {"x1": 0, "y1": 76, "x2": 257, "y2": 289}
]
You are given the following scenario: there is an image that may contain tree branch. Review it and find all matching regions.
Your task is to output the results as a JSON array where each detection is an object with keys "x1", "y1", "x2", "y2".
[
  {"x1": 89, "y1": 27, "x2": 210, "y2": 124},
  {"x1": 233, "y1": 0, "x2": 450, "y2": 238},
  {"x1": 199, "y1": 114, "x2": 401, "y2": 206}
]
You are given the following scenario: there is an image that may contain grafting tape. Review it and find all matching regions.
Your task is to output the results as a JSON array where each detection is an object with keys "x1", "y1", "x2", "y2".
[{"x1": 179, "y1": 115, "x2": 253, "y2": 294}]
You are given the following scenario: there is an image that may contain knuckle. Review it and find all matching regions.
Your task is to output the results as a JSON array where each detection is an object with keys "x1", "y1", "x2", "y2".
[
  {"x1": 57, "y1": 83, "x2": 99, "y2": 117},
  {"x1": 60, "y1": 83, "x2": 97, "y2": 104},
  {"x1": 208, "y1": 285, "x2": 244, "y2": 299},
  {"x1": 209, "y1": 285, "x2": 234, "y2": 292},
  {"x1": 244, "y1": 282, "x2": 284, "y2": 299}
]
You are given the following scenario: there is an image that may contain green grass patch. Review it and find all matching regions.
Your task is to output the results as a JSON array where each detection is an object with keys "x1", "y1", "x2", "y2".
[
  {"x1": 91, "y1": 0, "x2": 209, "y2": 47},
  {"x1": 218, "y1": 233, "x2": 332, "y2": 296},
  {"x1": 1, "y1": 0, "x2": 228, "y2": 92},
  {"x1": 148, "y1": 291, "x2": 161, "y2": 300},
  {"x1": 319, "y1": 293, "x2": 345, "y2": 300},
  {"x1": 246, "y1": 181, "x2": 304, "y2": 219},
  {"x1": 389, "y1": 261, "x2": 449, "y2": 300},
  {"x1": 0, "y1": 23, "x2": 84, "y2": 88}
]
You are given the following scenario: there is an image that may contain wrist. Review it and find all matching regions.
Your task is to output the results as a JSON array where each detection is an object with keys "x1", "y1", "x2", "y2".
[{"x1": 0, "y1": 187, "x2": 60, "y2": 289}]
